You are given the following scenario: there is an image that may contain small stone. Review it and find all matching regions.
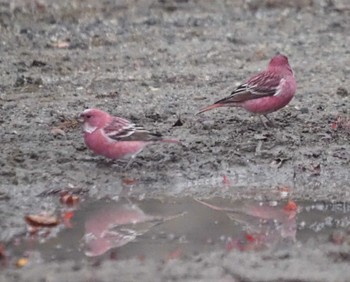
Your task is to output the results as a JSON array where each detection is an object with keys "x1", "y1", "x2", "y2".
[
  {"x1": 300, "y1": 107, "x2": 309, "y2": 114},
  {"x1": 336, "y1": 87, "x2": 348, "y2": 97}
]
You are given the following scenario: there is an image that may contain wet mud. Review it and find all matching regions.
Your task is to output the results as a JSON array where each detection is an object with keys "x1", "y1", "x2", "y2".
[{"x1": 1, "y1": 0, "x2": 350, "y2": 281}]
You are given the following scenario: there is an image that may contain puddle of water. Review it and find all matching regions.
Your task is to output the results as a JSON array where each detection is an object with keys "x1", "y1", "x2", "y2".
[{"x1": 6, "y1": 197, "x2": 350, "y2": 263}]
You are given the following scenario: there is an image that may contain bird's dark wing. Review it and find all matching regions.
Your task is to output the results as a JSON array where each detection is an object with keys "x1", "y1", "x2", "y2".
[
  {"x1": 215, "y1": 71, "x2": 283, "y2": 105},
  {"x1": 103, "y1": 117, "x2": 162, "y2": 142}
]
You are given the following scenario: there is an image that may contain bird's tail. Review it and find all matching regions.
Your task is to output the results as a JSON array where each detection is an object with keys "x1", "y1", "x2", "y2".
[{"x1": 196, "y1": 103, "x2": 225, "y2": 115}]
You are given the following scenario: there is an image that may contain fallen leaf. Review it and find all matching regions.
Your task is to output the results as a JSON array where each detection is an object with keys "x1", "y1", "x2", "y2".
[
  {"x1": 283, "y1": 200, "x2": 297, "y2": 212},
  {"x1": 25, "y1": 214, "x2": 59, "y2": 227},
  {"x1": 122, "y1": 178, "x2": 138, "y2": 186},
  {"x1": 63, "y1": 211, "x2": 74, "y2": 221},
  {"x1": 16, "y1": 258, "x2": 28, "y2": 268},
  {"x1": 245, "y1": 233, "x2": 256, "y2": 242}
]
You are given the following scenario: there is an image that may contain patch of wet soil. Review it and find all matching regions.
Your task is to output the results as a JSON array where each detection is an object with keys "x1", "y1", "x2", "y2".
[
  {"x1": 1, "y1": 0, "x2": 350, "y2": 281},
  {"x1": 3, "y1": 196, "x2": 350, "y2": 282}
]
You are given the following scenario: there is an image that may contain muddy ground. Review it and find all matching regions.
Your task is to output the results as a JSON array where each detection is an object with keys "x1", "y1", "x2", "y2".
[{"x1": 1, "y1": 0, "x2": 350, "y2": 281}]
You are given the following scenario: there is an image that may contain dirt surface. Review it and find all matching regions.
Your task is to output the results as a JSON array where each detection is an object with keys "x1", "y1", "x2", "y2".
[{"x1": 1, "y1": 0, "x2": 350, "y2": 281}]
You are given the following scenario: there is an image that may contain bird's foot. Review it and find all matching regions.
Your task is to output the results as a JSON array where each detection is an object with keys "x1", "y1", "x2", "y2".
[
  {"x1": 124, "y1": 157, "x2": 135, "y2": 170},
  {"x1": 110, "y1": 159, "x2": 131, "y2": 169},
  {"x1": 259, "y1": 115, "x2": 275, "y2": 128}
]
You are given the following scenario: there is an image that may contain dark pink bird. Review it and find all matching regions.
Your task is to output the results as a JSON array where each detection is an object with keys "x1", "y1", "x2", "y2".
[
  {"x1": 197, "y1": 54, "x2": 297, "y2": 127},
  {"x1": 80, "y1": 108, "x2": 179, "y2": 167}
]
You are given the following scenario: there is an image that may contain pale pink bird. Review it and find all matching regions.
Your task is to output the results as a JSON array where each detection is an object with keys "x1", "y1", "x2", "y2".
[
  {"x1": 84, "y1": 202, "x2": 154, "y2": 257},
  {"x1": 80, "y1": 108, "x2": 179, "y2": 168},
  {"x1": 197, "y1": 54, "x2": 297, "y2": 127}
]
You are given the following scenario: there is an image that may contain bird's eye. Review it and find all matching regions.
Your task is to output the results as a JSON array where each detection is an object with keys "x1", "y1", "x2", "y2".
[{"x1": 86, "y1": 115, "x2": 91, "y2": 119}]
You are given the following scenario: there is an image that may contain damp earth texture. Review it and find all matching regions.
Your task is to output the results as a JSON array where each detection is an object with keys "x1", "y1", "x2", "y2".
[{"x1": 1, "y1": 0, "x2": 350, "y2": 281}]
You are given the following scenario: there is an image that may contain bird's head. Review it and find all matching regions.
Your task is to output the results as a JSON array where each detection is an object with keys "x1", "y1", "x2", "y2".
[
  {"x1": 79, "y1": 108, "x2": 110, "y2": 133},
  {"x1": 268, "y1": 54, "x2": 293, "y2": 75}
]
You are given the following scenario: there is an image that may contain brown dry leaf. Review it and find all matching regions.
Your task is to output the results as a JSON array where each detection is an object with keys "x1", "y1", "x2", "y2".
[
  {"x1": 25, "y1": 214, "x2": 59, "y2": 227},
  {"x1": 16, "y1": 258, "x2": 28, "y2": 268},
  {"x1": 122, "y1": 178, "x2": 138, "y2": 186}
]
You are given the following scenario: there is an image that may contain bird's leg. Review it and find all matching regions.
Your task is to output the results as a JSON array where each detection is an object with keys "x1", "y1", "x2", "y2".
[
  {"x1": 259, "y1": 115, "x2": 269, "y2": 129},
  {"x1": 259, "y1": 115, "x2": 275, "y2": 128},
  {"x1": 124, "y1": 155, "x2": 137, "y2": 170},
  {"x1": 263, "y1": 114, "x2": 275, "y2": 127}
]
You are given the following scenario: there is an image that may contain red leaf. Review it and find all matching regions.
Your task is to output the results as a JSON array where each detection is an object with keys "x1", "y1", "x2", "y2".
[
  {"x1": 122, "y1": 178, "x2": 138, "y2": 185},
  {"x1": 283, "y1": 200, "x2": 297, "y2": 212},
  {"x1": 245, "y1": 233, "x2": 256, "y2": 242},
  {"x1": 62, "y1": 211, "x2": 74, "y2": 228}
]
